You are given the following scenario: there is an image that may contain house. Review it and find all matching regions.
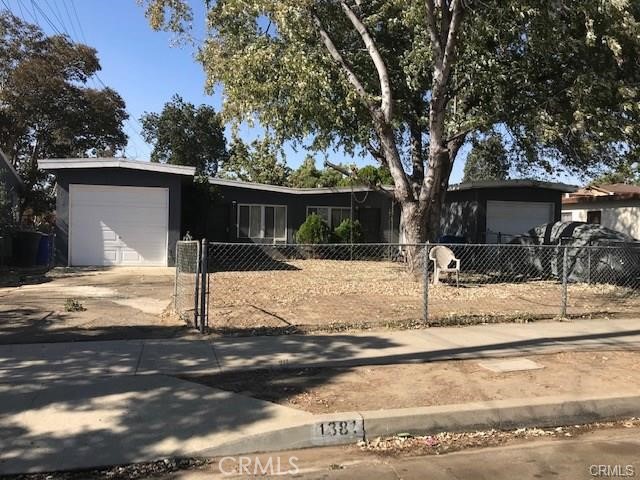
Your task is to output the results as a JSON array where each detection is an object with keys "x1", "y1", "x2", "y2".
[
  {"x1": 562, "y1": 184, "x2": 640, "y2": 240},
  {"x1": 38, "y1": 158, "x2": 576, "y2": 266},
  {"x1": 442, "y1": 179, "x2": 577, "y2": 243},
  {"x1": 0, "y1": 150, "x2": 23, "y2": 222},
  {"x1": 38, "y1": 158, "x2": 195, "y2": 267}
]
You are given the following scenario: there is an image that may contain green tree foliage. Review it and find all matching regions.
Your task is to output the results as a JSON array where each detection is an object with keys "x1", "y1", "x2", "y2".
[
  {"x1": 140, "y1": 95, "x2": 227, "y2": 175},
  {"x1": 590, "y1": 161, "x2": 640, "y2": 186},
  {"x1": 332, "y1": 218, "x2": 363, "y2": 243},
  {"x1": 295, "y1": 213, "x2": 331, "y2": 243},
  {"x1": 462, "y1": 134, "x2": 509, "y2": 182},
  {"x1": 142, "y1": 0, "x2": 640, "y2": 243},
  {"x1": 220, "y1": 134, "x2": 291, "y2": 185},
  {"x1": 288, "y1": 156, "x2": 351, "y2": 188},
  {"x1": 0, "y1": 11, "x2": 128, "y2": 214},
  {"x1": 355, "y1": 165, "x2": 393, "y2": 186}
]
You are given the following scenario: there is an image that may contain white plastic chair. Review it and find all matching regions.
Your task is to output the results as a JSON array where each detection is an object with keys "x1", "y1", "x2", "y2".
[{"x1": 429, "y1": 246, "x2": 461, "y2": 286}]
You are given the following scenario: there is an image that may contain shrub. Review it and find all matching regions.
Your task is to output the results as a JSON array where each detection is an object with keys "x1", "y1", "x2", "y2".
[
  {"x1": 333, "y1": 218, "x2": 364, "y2": 243},
  {"x1": 64, "y1": 298, "x2": 86, "y2": 312},
  {"x1": 295, "y1": 214, "x2": 331, "y2": 244}
]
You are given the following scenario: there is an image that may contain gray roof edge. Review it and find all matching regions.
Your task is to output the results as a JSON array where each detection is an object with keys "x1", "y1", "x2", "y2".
[
  {"x1": 449, "y1": 179, "x2": 578, "y2": 193},
  {"x1": 209, "y1": 176, "x2": 392, "y2": 194},
  {"x1": 38, "y1": 158, "x2": 196, "y2": 176},
  {"x1": 0, "y1": 150, "x2": 24, "y2": 188}
]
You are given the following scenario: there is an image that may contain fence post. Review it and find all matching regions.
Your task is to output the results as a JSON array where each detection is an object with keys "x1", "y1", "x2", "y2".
[
  {"x1": 173, "y1": 243, "x2": 179, "y2": 312},
  {"x1": 561, "y1": 245, "x2": 568, "y2": 318},
  {"x1": 193, "y1": 241, "x2": 201, "y2": 329},
  {"x1": 587, "y1": 243, "x2": 592, "y2": 284},
  {"x1": 199, "y1": 238, "x2": 208, "y2": 334},
  {"x1": 423, "y1": 242, "x2": 429, "y2": 324}
]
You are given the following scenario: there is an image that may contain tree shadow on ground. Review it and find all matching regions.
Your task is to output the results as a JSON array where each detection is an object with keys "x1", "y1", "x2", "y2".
[
  {"x1": 0, "y1": 326, "x2": 639, "y2": 475},
  {"x1": 0, "y1": 307, "x2": 189, "y2": 344}
]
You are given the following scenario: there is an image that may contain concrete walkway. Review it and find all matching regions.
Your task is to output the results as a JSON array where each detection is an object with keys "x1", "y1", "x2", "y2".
[
  {"x1": 1, "y1": 318, "x2": 639, "y2": 474},
  {"x1": 1, "y1": 318, "x2": 639, "y2": 383}
]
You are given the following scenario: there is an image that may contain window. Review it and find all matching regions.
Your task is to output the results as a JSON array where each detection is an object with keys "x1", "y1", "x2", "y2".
[
  {"x1": 587, "y1": 210, "x2": 601, "y2": 225},
  {"x1": 238, "y1": 204, "x2": 286, "y2": 240},
  {"x1": 306, "y1": 206, "x2": 352, "y2": 229},
  {"x1": 561, "y1": 212, "x2": 573, "y2": 222}
]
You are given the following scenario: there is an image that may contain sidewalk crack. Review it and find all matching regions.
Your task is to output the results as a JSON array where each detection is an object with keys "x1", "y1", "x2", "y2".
[
  {"x1": 208, "y1": 339, "x2": 223, "y2": 372},
  {"x1": 134, "y1": 340, "x2": 145, "y2": 375}
]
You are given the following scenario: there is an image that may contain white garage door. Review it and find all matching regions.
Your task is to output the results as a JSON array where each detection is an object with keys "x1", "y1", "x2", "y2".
[
  {"x1": 69, "y1": 185, "x2": 169, "y2": 266},
  {"x1": 486, "y1": 200, "x2": 554, "y2": 243}
]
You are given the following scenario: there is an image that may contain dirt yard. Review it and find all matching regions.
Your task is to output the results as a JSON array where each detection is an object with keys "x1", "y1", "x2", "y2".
[
  {"x1": 208, "y1": 259, "x2": 640, "y2": 334},
  {"x1": 0, "y1": 267, "x2": 185, "y2": 343},
  {"x1": 187, "y1": 350, "x2": 640, "y2": 414}
]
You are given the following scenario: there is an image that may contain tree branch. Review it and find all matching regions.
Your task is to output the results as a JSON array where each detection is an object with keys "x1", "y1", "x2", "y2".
[
  {"x1": 340, "y1": 1, "x2": 393, "y2": 122},
  {"x1": 440, "y1": 0, "x2": 464, "y2": 84},
  {"x1": 324, "y1": 159, "x2": 395, "y2": 198},
  {"x1": 425, "y1": 0, "x2": 443, "y2": 67},
  {"x1": 311, "y1": 7, "x2": 412, "y2": 202},
  {"x1": 311, "y1": 13, "x2": 375, "y2": 112}
]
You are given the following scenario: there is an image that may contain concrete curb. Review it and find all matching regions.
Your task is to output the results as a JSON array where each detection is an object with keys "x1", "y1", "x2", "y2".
[{"x1": 193, "y1": 392, "x2": 640, "y2": 457}]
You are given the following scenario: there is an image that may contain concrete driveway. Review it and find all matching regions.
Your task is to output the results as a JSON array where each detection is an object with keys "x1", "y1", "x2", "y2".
[{"x1": 0, "y1": 267, "x2": 186, "y2": 343}]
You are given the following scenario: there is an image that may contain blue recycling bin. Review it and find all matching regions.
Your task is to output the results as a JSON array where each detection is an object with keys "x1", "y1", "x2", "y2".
[{"x1": 36, "y1": 234, "x2": 52, "y2": 266}]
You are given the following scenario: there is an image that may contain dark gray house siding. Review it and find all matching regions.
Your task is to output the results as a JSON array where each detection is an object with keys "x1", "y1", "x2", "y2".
[
  {"x1": 186, "y1": 181, "x2": 570, "y2": 246},
  {"x1": 189, "y1": 183, "x2": 401, "y2": 244},
  {"x1": 442, "y1": 186, "x2": 565, "y2": 243},
  {"x1": 53, "y1": 168, "x2": 186, "y2": 266}
]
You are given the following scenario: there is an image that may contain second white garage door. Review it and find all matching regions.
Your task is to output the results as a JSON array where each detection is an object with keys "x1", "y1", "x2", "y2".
[
  {"x1": 486, "y1": 200, "x2": 554, "y2": 243},
  {"x1": 69, "y1": 184, "x2": 169, "y2": 266}
]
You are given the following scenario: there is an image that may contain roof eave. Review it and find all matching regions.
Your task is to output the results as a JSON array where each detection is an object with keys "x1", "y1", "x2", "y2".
[
  {"x1": 449, "y1": 179, "x2": 578, "y2": 193},
  {"x1": 38, "y1": 158, "x2": 196, "y2": 176}
]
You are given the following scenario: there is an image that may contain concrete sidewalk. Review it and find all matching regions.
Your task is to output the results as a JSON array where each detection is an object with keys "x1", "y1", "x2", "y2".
[
  {"x1": 1, "y1": 318, "x2": 639, "y2": 383},
  {"x1": 1, "y1": 318, "x2": 639, "y2": 475},
  {"x1": 0, "y1": 375, "x2": 313, "y2": 474}
]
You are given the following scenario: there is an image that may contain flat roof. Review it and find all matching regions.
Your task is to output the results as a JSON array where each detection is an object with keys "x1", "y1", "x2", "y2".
[
  {"x1": 449, "y1": 179, "x2": 577, "y2": 193},
  {"x1": 209, "y1": 177, "x2": 390, "y2": 194},
  {"x1": 38, "y1": 158, "x2": 196, "y2": 176}
]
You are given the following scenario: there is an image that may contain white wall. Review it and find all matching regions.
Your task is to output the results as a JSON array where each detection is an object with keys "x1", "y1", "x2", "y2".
[{"x1": 562, "y1": 200, "x2": 640, "y2": 240}]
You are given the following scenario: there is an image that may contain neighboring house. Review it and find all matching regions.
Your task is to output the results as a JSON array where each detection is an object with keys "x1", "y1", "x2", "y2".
[
  {"x1": 38, "y1": 158, "x2": 576, "y2": 266},
  {"x1": 562, "y1": 184, "x2": 640, "y2": 240},
  {"x1": 0, "y1": 150, "x2": 23, "y2": 222}
]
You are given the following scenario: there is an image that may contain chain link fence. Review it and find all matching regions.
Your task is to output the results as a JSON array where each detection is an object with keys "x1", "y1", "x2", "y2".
[
  {"x1": 206, "y1": 242, "x2": 428, "y2": 334},
  {"x1": 174, "y1": 240, "x2": 200, "y2": 325},
  {"x1": 205, "y1": 241, "x2": 640, "y2": 334},
  {"x1": 174, "y1": 240, "x2": 640, "y2": 334}
]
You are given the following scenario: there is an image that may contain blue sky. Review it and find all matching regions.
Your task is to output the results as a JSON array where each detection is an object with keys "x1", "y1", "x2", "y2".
[{"x1": 3, "y1": 0, "x2": 582, "y2": 185}]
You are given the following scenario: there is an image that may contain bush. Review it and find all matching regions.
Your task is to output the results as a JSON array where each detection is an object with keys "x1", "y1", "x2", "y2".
[
  {"x1": 295, "y1": 214, "x2": 331, "y2": 244},
  {"x1": 333, "y1": 218, "x2": 364, "y2": 243}
]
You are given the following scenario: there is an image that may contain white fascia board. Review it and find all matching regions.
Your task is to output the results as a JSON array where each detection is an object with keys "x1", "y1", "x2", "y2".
[{"x1": 38, "y1": 158, "x2": 196, "y2": 176}]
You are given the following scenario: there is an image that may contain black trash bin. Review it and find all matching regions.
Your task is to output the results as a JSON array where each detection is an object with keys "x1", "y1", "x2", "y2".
[{"x1": 11, "y1": 231, "x2": 43, "y2": 267}]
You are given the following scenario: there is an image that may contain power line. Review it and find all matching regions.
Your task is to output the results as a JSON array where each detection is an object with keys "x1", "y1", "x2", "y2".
[
  {"x1": 69, "y1": 0, "x2": 87, "y2": 44},
  {"x1": 61, "y1": 0, "x2": 80, "y2": 41}
]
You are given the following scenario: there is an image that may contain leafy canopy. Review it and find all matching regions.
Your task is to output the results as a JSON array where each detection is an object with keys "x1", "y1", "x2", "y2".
[
  {"x1": 220, "y1": 133, "x2": 291, "y2": 185},
  {"x1": 0, "y1": 11, "x2": 128, "y2": 213},
  {"x1": 140, "y1": 95, "x2": 228, "y2": 175},
  {"x1": 590, "y1": 161, "x2": 640, "y2": 186},
  {"x1": 142, "y1": 0, "x2": 640, "y2": 177},
  {"x1": 462, "y1": 134, "x2": 509, "y2": 182}
]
